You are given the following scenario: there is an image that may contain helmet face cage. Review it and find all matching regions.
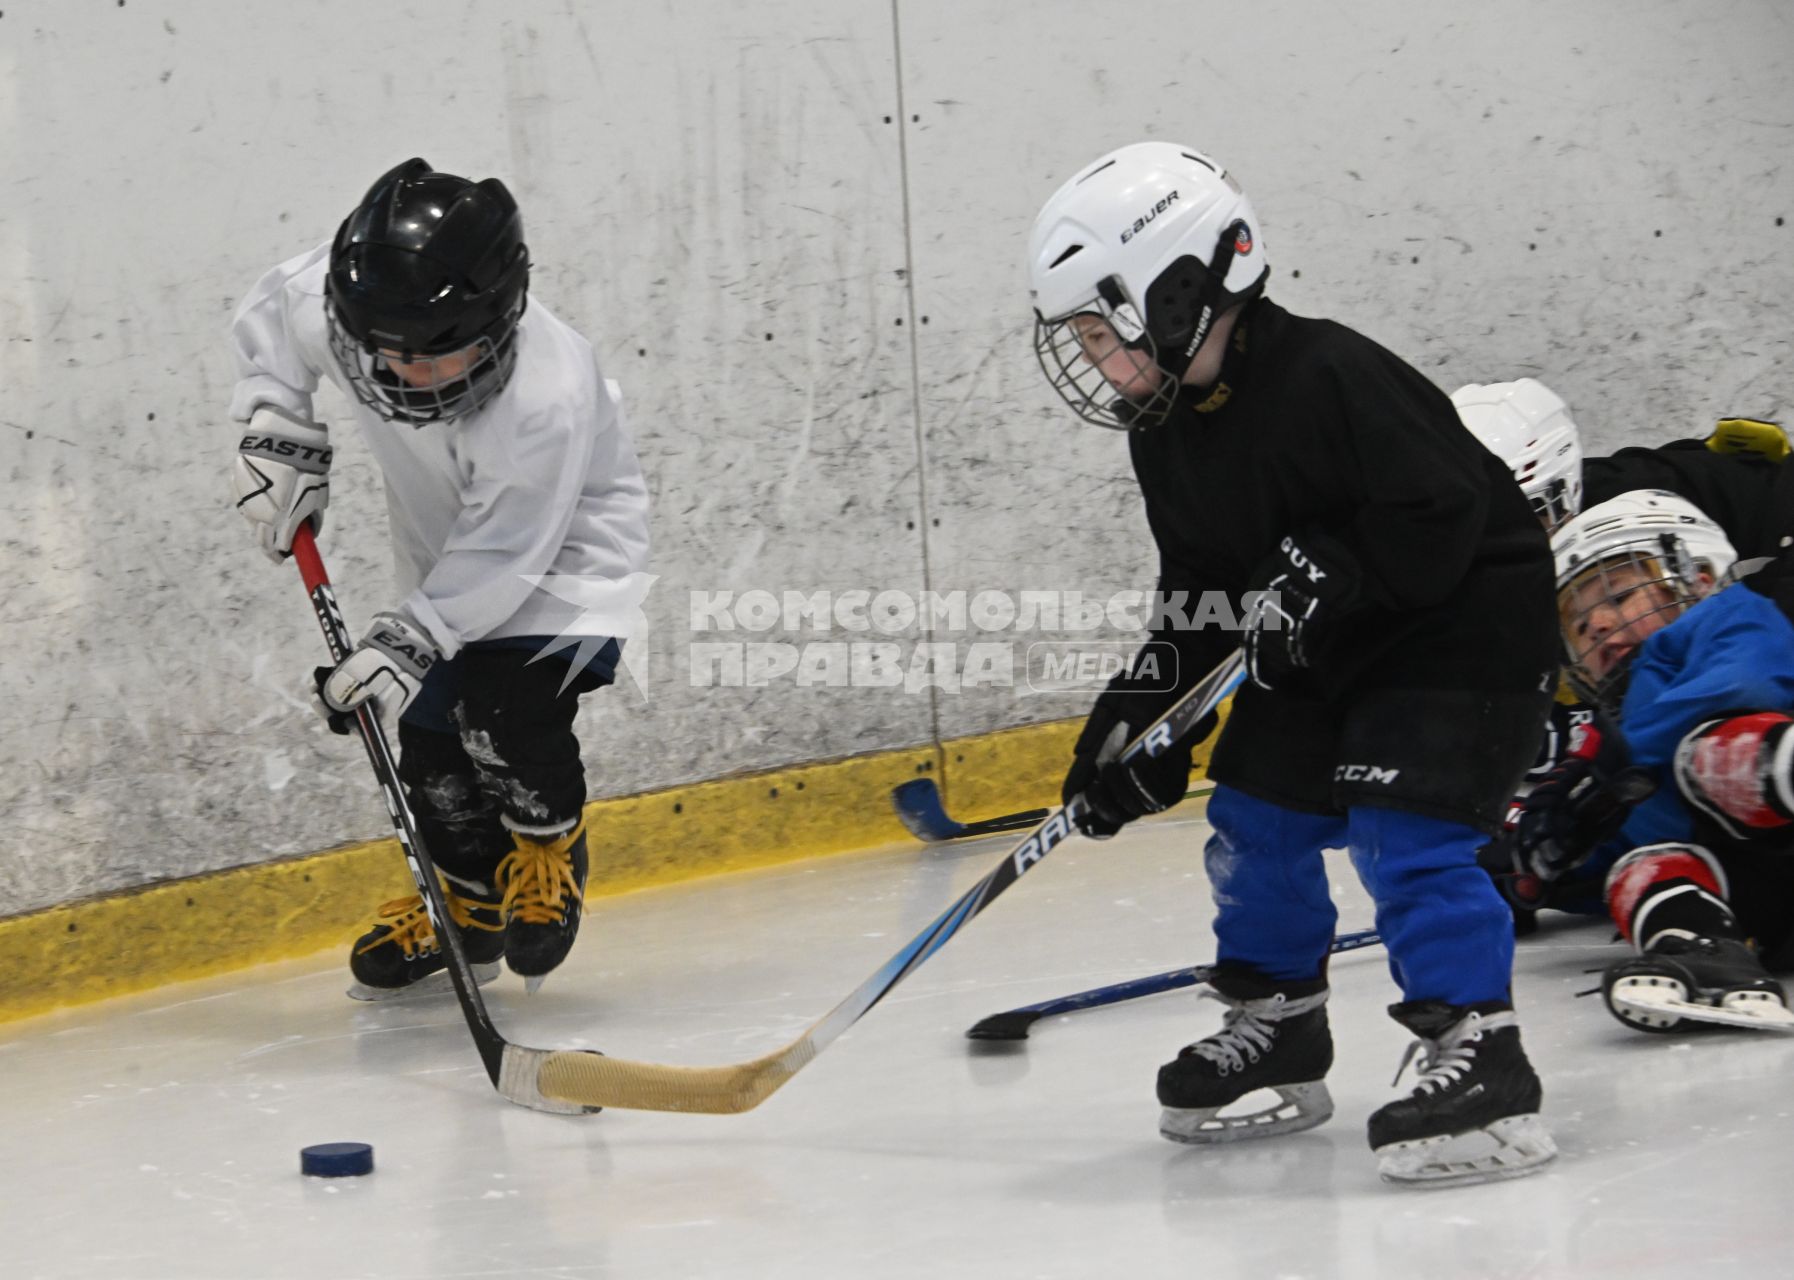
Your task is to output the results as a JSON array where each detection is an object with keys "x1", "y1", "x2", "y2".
[
  {"x1": 1518, "y1": 444, "x2": 1584, "y2": 532},
  {"x1": 1032, "y1": 280, "x2": 1178, "y2": 431},
  {"x1": 1556, "y1": 541, "x2": 1702, "y2": 706},
  {"x1": 327, "y1": 296, "x2": 522, "y2": 426},
  {"x1": 1032, "y1": 233, "x2": 1250, "y2": 431},
  {"x1": 1551, "y1": 490, "x2": 1738, "y2": 706},
  {"x1": 1529, "y1": 476, "x2": 1580, "y2": 531}
]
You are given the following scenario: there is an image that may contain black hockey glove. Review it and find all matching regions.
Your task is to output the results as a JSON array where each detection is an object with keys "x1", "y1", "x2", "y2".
[
  {"x1": 1523, "y1": 700, "x2": 1596, "y2": 783},
  {"x1": 1242, "y1": 533, "x2": 1363, "y2": 693},
  {"x1": 1062, "y1": 707, "x2": 1200, "y2": 839},
  {"x1": 1513, "y1": 715, "x2": 1656, "y2": 881},
  {"x1": 1061, "y1": 649, "x2": 1216, "y2": 840}
]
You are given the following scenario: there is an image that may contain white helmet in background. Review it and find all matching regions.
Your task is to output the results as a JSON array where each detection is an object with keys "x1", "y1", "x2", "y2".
[
  {"x1": 1028, "y1": 142, "x2": 1269, "y2": 429},
  {"x1": 1451, "y1": 378, "x2": 1584, "y2": 531},
  {"x1": 1550, "y1": 489, "x2": 1738, "y2": 705}
]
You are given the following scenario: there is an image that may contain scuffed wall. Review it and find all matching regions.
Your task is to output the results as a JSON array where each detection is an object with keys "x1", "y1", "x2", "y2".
[
  {"x1": 899, "y1": 0, "x2": 1794, "y2": 738},
  {"x1": 1, "y1": 0, "x2": 1789, "y2": 915}
]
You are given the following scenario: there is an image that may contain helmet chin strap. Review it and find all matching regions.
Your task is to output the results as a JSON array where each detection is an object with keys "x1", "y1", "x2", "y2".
[{"x1": 1152, "y1": 219, "x2": 1250, "y2": 387}]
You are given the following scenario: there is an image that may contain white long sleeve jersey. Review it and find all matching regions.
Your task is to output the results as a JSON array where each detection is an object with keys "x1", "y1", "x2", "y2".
[{"x1": 229, "y1": 244, "x2": 651, "y2": 658}]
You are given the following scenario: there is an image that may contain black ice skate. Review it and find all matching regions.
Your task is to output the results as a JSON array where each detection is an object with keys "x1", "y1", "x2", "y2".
[
  {"x1": 497, "y1": 821, "x2": 589, "y2": 993},
  {"x1": 1368, "y1": 1001, "x2": 1556, "y2": 1187},
  {"x1": 1156, "y1": 969, "x2": 1334, "y2": 1144},
  {"x1": 346, "y1": 878, "x2": 505, "y2": 1001},
  {"x1": 1603, "y1": 935, "x2": 1794, "y2": 1033}
]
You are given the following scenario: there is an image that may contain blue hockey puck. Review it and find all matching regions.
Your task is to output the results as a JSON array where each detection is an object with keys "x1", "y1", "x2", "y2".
[{"x1": 300, "y1": 1142, "x2": 374, "y2": 1178}]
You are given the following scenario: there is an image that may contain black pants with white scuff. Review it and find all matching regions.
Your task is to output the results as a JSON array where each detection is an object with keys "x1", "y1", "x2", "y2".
[{"x1": 396, "y1": 639, "x2": 617, "y2": 892}]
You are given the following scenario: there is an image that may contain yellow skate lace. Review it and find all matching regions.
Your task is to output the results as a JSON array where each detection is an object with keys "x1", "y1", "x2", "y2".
[
  {"x1": 354, "y1": 885, "x2": 501, "y2": 959},
  {"x1": 498, "y1": 827, "x2": 585, "y2": 926}
]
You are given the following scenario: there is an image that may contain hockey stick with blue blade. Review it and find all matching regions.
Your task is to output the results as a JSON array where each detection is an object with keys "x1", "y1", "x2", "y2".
[
  {"x1": 892, "y1": 777, "x2": 1050, "y2": 842},
  {"x1": 965, "y1": 928, "x2": 1383, "y2": 1042},
  {"x1": 292, "y1": 525, "x2": 593, "y2": 1116},
  {"x1": 524, "y1": 649, "x2": 1249, "y2": 1114}
]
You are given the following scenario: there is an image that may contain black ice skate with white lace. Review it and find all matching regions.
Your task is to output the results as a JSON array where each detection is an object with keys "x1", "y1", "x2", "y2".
[
  {"x1": 1603, "y1": 935, "x2": 1794, "y2": 1033},
  {"x1": 1156, "y1": 970, "x2": 1333, "y2": 1144},
  {"x1": 1368, "y1": 1001, "x2": 1556, "y2": 1187}
]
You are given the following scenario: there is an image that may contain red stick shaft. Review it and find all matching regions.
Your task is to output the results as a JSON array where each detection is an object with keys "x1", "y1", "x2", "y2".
[{"x1": 292, "y1": 522, "x2": 328, "y2": 593}]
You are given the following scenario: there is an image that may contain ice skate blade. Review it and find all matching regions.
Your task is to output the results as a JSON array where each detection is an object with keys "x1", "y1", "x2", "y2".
[
  {"x1": 1608, "y1": 977, "x2": 1794, "y2": 1033},
  {"x1": 346, "y1": 961, "x2": 502, "y2": 1003},
  {"x1": 1375, "y1": 1112, "x2": 1557, "y2": 1188},
  {"x1": 1159, "y1": 1081, "x2": 1334, "y2": 1145},
  {"x1": 523, "y1": 973, "x2": 547, "y2": 996}
]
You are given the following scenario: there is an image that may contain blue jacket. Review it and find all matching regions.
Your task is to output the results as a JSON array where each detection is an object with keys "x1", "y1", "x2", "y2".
[{"x1": 1603, "y1": 584, "x2": 1794, "y2": 864}]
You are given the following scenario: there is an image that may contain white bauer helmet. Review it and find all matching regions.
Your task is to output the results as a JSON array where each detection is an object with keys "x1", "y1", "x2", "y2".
[
  {"x1": 1450, "y1": 378, "x2": 1584, "y2": 531},
  {"x1": 1550, "y1": 489, "x2": 1738, "y2": 705},
  {"x1": 1028, "y1": 141, "x2": 1269, "y2": 430}
]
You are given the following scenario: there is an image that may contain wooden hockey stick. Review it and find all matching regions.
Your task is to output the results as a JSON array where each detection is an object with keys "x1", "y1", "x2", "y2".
[
  {"x1": 291, "y1": 524, "x2": 592, "y2": 1116},
  {"x1": 529, "y1": 650, "x2": 1248, "y2": 1114}
]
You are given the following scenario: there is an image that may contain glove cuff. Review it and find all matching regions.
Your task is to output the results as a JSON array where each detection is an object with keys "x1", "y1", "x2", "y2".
[
  {"x1": 1272, "y1": 529, "x2": 1362, "y2": 610},
  {"x1": 363, "y1": 610, "x2": 442, "y2": 683},
  {"x1": 1112, "y1": 763, "x2": 1172, "y2": 815}
]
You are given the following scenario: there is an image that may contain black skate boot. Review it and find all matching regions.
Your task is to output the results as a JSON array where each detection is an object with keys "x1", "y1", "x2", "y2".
[
  {"x1": 1368, "y1": 1001, "x2": 1556, "y2": 1187},
  {"x1": 1602, "y1": 935, "x2": 1793, "y2": 1033},
  {"x1": 1156, "y1": 969, "x2": 1334, "y2": 1144},
  {"x1": 347, "y1": 878, "x2": 505, "y2": 1001},
  {"x1": 497, "y1": 820, "x2": 589, "y2": 992}
]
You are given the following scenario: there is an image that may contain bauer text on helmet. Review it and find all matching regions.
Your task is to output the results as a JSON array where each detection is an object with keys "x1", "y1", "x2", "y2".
[{"x1": 1029, "y1": 142, "x2": 1269, "y2": 430}]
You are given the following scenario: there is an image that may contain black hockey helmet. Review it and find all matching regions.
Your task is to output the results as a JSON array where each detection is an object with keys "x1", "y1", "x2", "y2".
[{"x1": 326, "y1": 158, "x2": 531, "y2": 424}]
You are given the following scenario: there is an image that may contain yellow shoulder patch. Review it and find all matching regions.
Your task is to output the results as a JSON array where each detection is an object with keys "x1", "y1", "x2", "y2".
[{"x1": 1707, "y1": 418, "x2": 1789, "y2": 462}]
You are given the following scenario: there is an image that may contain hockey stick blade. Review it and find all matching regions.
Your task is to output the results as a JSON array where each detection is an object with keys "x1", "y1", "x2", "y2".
[
  {"x1": 962, "y1": 1009, "x2": 1052, "y2": 1042},
  {"x1": 291, "y1": 527, "x2": 594, "y2": 1117},
  {"x1": 964, "y1": 928, "x2": 1383, "y2": 1042},
  {"x1": 892, "y1": 778, "x2": 1050, "y2": 842},
  {"x1": 965, "y1": 967, "x2": 1216, "y2": 1042},
  {"x1": 530, "y1": 650, "x2": 1249, "y2": 1114}
]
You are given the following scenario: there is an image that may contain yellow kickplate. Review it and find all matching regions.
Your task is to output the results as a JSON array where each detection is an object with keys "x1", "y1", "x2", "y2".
[
  {"x1": 0, "y1": 740, "x2": 931, "y2": 1023},
  {"x1": 0, "y1": 841, "x2": 416, "y2": 1024},
  {"x1": 931, "y1": 694, "x2": 1230, "y2": 822},
  {"x1": 0, "y1": 703, "x2": 1232, "y2": 1026}
]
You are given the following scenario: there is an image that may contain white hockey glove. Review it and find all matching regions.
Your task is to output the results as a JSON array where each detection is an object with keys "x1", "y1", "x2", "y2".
[
  {"x1": 318, "y1": 610, "x2": 440, "y2": 723},
  {"x1": 233, "y1": 405, "x2": 331, "y2": 564}
]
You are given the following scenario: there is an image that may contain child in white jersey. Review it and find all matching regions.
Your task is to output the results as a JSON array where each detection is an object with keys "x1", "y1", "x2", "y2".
[{"x1": 230, "y1": 159, "x2": 651, "y2": 998}]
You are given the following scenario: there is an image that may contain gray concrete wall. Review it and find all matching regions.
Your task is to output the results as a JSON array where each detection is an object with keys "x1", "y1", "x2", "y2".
[{"x1": 2, "y1": 0, "x2": 1789, "y2": 914}]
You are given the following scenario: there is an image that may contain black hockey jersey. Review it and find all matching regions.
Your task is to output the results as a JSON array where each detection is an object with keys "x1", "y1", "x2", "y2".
[
  {"x1": 1584, "y1": 441, "x2": 1791, "y2": 561},
  {"x1": 1124, "y1": 297, "x2": 1557, "y2": 698}
]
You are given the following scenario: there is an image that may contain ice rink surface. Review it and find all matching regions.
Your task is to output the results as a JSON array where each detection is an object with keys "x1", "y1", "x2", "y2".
[{"x1": 6, "y1": 802, "x2": 1794, "y2": 1280}]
